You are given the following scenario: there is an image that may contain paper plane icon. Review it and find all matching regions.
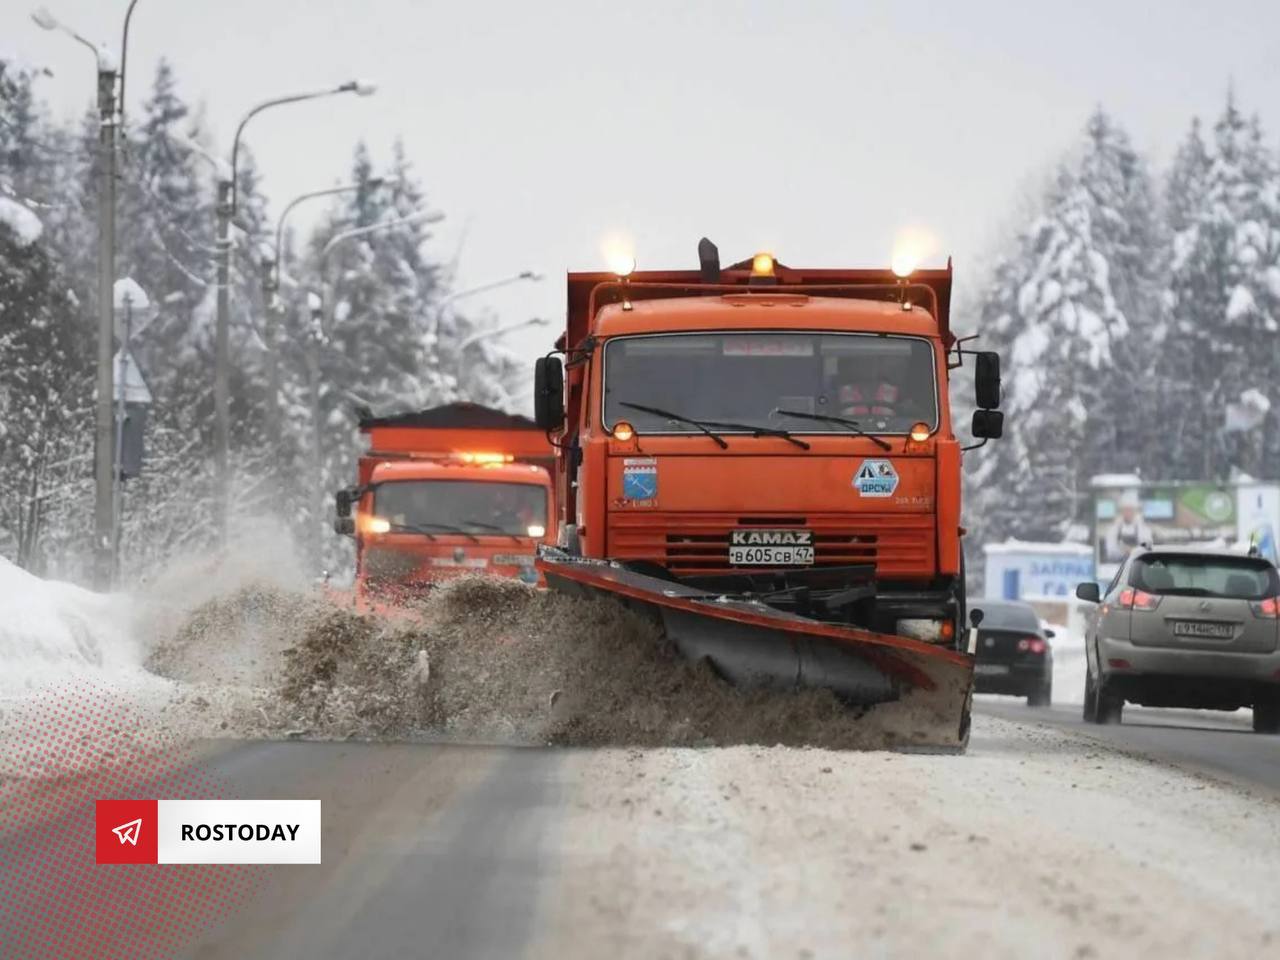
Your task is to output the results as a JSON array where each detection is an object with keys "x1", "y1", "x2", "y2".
[{"x1": 112, "y1": 818, "x2": 143, "y2": 846}]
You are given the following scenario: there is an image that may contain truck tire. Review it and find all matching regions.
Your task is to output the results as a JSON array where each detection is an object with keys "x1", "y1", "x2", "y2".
[{"x1": 1252, "y1": 697, "x2": 1280, "y2": 734}]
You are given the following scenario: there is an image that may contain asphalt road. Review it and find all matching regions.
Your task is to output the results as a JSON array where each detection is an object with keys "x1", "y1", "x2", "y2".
[
  {"x1": 177, "y1": 705, "x2": 1280, "y2": 959},
  {"x1": 7, "y1": 706, "x2": 1280, "y2": 959},
  {"x1": 180, "y1": 740, "x2": 566, "y2": 960},
  {"x1": 975, "y1": 696, "x2": 1280, "y2": 796}
]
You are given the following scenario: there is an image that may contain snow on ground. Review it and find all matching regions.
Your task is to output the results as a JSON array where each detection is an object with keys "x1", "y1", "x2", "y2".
[
  {"x1": 541, "y1": 715, "x2": 1280, "y2": 960},
  {"x1": 0, "y1": 557, "x2": 155, "y2": 698},
  {"x1": 0, "y1": 530, "x2": 315, "y2": 782},
  {"x1": 1049, "y1": 619, "x2": 1087, "y2": 705}
]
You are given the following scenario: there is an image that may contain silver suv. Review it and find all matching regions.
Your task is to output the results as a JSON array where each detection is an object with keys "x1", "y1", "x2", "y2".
[{"x1": 1075, "y1": 548, "x2": 1280, "y2": 732}]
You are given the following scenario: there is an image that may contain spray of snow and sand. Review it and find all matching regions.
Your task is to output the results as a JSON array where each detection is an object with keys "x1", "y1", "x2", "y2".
[{"x1": 3, "y1": 540, "x2": 958, "y2": 766}]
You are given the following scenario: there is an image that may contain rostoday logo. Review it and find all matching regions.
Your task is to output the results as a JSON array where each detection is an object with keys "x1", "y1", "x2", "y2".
[{"x1": 96, "y1": 799, "x2": 321, "y2": 864}]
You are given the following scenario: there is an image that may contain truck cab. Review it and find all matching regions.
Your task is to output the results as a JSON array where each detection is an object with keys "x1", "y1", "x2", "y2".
[
  {"x1": 335, "y1": 402, "x2": 555, "y2": 603},
  {"x1": 534, "y1": 249, "x2": 1002, "y2": 648}
]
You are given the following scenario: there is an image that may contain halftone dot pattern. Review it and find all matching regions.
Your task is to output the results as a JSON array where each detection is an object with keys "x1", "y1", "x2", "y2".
[{"x1": 0, "y1": 681, "x2": 266, "y2": 959}]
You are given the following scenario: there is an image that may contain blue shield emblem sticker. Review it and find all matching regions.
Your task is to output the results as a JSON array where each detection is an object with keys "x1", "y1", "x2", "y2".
[
  {"x1": 622, "y1": 458, "x2": 658, "y2": 501},
  {"x1": 853, "y1": 459, "x2": 899, "y2": 497}
]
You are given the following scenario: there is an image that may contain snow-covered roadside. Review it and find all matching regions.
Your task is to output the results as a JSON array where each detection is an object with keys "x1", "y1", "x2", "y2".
[
  {"x1": 540, "y1": 715, "x2": 1280, "y2": 959},
  {"x1": 0, "y1": 538, "x2": 314, "y2": 782},
  {"x1": 0, "y1": 557, "x2": 160, "y2": 698},
  {"x1": 1049, "y1": 620, "x2": 1087, "y2": 705}
]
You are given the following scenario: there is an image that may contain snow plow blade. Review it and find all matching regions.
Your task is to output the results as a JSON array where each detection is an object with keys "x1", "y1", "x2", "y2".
[{"x1": 537, "y1": 552, "x2": 975, "y2": 750}]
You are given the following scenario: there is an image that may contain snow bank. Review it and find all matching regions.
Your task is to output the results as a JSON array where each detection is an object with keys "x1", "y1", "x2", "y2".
[
  {"x1": 0, "y1": 197, "x2": 43, "y2": 247},
  {"x1": 0, "y1": 557, "x2": 155, "y2": 698}
]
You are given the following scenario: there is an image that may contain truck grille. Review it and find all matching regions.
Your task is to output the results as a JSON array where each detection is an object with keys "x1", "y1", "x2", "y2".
[{"x1": 608, "y1": 512, "x2": 935, "y2": 576}]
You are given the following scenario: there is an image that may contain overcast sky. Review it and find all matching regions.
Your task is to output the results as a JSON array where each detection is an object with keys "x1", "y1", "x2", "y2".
[{"x1": 7, "y1": 0, "x2": 1280, "y2": 363}]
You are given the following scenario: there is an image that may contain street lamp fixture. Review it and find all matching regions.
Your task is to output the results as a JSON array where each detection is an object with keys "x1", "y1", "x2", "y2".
[
  {"x1": 30, "y1": 7, "x2": 118, "y2": 70},
  {"x1": 431, "y1": 270, "x2": 544, "y2": 343},
  {"x1": 455, "y1": 317, "x2": 552, "y2": 386}
]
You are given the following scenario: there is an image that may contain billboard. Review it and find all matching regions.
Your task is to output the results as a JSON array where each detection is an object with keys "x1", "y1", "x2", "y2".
[
  {"x1": 1093, "y1": 482, "x2": 1238, "y2": 583},
  {"x1": 1238, "y1": 484, "x2": 1280, "y2": 565},
  {"x1": 983, "y1": 541, "x2": 1094, "y2": 601}
]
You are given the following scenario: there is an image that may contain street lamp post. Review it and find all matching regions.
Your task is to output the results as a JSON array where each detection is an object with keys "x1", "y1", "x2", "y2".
[
  {"x1": 212, "y1": 80, "x2": 377, "y2": 544},
  {"x1": 31, "y1": 6, "x2": 123, "y2": 588},
  {"x1": 453, "y1": 317, "x2": 550, "y2": 392}
]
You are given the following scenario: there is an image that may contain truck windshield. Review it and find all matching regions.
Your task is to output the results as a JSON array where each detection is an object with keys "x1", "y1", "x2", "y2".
[
  {"x1": 603, "y1": 332, "x2": 937, "y2": 435},
  {"x1": 373, "y1": 480, "x2": 548, "y2": 538}
]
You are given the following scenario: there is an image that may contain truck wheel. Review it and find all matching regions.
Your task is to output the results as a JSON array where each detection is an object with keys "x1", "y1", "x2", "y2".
[
  {"x1": 1096, "y1": 681, "x2": 1124, "y2": 725},
  {"x1": 1082, "y1": 669, "x2": 1098, "y2": 722},
  {"x1": 1252, "y1": 697, "x2": 1280, "y2": 734}
]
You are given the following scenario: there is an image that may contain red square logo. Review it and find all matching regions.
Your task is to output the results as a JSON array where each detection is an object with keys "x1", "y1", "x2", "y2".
[{"x1": 96, "y1": 799, "x2": 158, "y2": 864}]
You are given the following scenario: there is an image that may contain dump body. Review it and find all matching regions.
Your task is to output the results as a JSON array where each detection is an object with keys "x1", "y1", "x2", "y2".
[
  {"x1": 340, "y1": 402, "x2": 555, "y2": 602},
  {"x1": 536, "y1": 256, "x2": 992, "y2": 748}
]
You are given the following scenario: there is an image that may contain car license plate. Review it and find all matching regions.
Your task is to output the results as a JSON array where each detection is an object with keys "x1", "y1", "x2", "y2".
[
  {"x1": 1172, "y1": 621, "x2": 1234, "y2": 639},
  {"x1": 728, "y1": 530, "x2": 814, "y2": 566},
  {"x1": 974, "y1": 664, "x2": 1010, "y2": 676}
]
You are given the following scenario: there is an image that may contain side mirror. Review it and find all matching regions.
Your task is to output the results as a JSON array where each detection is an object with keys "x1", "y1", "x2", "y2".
[
  {"x1": 335, "y1": 488, "x2": 355, "y2": 518},
  {"x1": 1043, "y1": 628, "x2": 1056, "y2": 639},
  {"x1": 975, "y1": 351, "x2": 1001, "y2": 410},
  {"x1": 534, "y1": 356, "x2": 565, "y2": 431},
  {"x1": 1075, "y1": 582, "x2": 1100, "y2": 603},
  {"x1": 334, "y1": 517, "x2": 355, "y2": 537},
  {"x1": 969, "y1": 608, "x2": 984, "y2": 629},
  {"x1": 971, "y1": 409, "x2": 1004, "y2": 440}
]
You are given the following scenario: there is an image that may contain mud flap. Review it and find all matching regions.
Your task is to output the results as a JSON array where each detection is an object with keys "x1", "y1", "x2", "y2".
[{"x1": 538, "y1": 553, "x2": 974, "y2": 750}]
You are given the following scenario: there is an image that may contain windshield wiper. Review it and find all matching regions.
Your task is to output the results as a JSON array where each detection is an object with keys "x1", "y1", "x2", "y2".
[
  {"x1": 390, "y1": 521, "x2": 480, "y2": 543},
  {"x1": 618, "y1": 401, "x2": 729, "y2": 449},
  {"x1": 773, "y1": 409, "x2": 892, "y2": 451},
  {"x1": 460, "y1": 519, "x2": 522, "y2": 543},
  {"x1": 701, "y1": 420, "x2": 811, "y2": 450}
]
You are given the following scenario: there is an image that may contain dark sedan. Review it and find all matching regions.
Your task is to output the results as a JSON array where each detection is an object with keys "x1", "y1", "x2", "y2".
[{"x1": 972, "y1": 599, "x2": 1055, "y2": 706}]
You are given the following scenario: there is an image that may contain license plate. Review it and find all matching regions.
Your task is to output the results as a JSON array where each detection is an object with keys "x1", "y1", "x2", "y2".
[
  {"x1": 974, "y1": 664, "x2": 1010, "y2": 676},
  {"x1": 728, "y1": 529, "x2": 814, "y2": 566},
  {"x1": 1172, "y1": 621, "x2": 1234, "y2": 639},
  {"x1": 729, "y1": 545, "x2": 814, "y2": 566}
]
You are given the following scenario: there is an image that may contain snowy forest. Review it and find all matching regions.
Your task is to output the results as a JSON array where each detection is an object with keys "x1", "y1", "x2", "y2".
[
  {"x1": 3, "y1": 54, "x2": 1279, "y2": 582},
  {"x1": 0, "y1": 59, "x2": 526, "y2": 580},
  {"x1": 966, "y1": 96, "x2": 1280, "y2": 550}
]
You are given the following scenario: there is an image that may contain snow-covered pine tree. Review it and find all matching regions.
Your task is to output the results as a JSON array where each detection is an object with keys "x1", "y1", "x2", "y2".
[
  {"x1": 967, "y1": 108, "x2": 1160, "y2": 546},
  {"x1": 110, "y1": 63, "x2": 225, "y2": 572},
  {"x1": 0, "y1": 183, "x2": 93, "y2": 572},
  {"x1": 0, "y1": 59, "x2": 96, "y2": 574},
  {"x1": 1162, "y1": 93, "x2": 1280, "y2": 480}
]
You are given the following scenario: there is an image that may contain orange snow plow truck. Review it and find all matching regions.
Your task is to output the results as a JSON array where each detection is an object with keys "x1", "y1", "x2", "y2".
[
  {"x1": 533, "y1": 241, "x2": 1004, "y2": 748},
  {"x1": 334, "y1": 402, "x2": 555, "y2": 602}
]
